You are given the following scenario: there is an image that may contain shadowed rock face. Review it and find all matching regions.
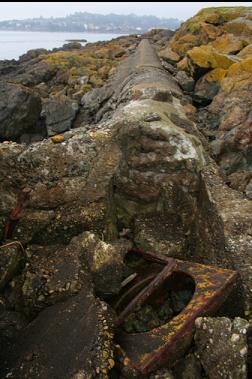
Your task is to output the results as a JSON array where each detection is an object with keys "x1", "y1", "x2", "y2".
[
  {"x1": 0, "y1": 82, "x2": 43, "y2": 140},
  {"x1": 0, "y1": 38, "x2": 251, "y2": 377}
]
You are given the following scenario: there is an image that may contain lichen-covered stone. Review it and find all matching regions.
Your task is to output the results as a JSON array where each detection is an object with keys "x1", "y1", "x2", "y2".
[{"x1": 158, "y1": 47, "x2": 180, "y2": 63}]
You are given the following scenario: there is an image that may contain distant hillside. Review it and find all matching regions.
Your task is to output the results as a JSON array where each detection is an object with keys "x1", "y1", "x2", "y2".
[{"x1": 0, "y1": 12, "x2": 181, "y2": 34}]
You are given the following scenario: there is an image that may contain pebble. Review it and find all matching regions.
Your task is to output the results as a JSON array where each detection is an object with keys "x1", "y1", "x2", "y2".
[{"x1": 51, "y1": 134, "x2": 65, "y2": 143}]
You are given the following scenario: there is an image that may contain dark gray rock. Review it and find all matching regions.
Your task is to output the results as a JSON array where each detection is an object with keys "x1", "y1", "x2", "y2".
[
  {"x1": 173, "y1": 353, "x2": 202, "y2": 379},
  {"x1": 193, "y1": 75, "x2": 221, "y2": 106},
  {"x1": 0, "y1": 288, "x2": 115, "y2": 379},
  {"x1": 80, "y1": 85, "x2": 114, "y2": 123},
  {"x1": 42, "y1": 95, "x2": 79, "y2": 136},
  {"x1": 194, "y1": 316, "x2": 249, "y2": 379},
  {"x1": 19, "y1": 49, "x2": 48, "y2": 63},
  {"x1": 0, "y1": 243, "x2": 25, "y2": 291},
  {"x1": 0, "y1": 81, "x2": 42, "y2": 140},
  {"x1": 62, "y1": 42, "x2": 83, "y2": 51},
  {"x1": 175, "y1": 71, "x2": 195, "y2": 92}
]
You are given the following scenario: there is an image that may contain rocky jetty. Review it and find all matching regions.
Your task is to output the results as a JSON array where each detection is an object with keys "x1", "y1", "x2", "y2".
[{"x1": 0, "y1": 8, "x2": 251, "y2": 379}]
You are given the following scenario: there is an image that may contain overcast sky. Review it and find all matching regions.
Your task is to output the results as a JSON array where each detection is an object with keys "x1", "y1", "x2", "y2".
[{"x1": 0, "y1": 2, "x2": 252, "y2": 21}]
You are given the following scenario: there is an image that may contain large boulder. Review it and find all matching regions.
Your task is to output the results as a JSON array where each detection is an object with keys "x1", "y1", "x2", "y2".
[
  {"x1": 42, "y1": 95, "x2": 79, "y2": 136},
  {"x1": 187, "y1": 45, "x2": 240, "y2": 78},
  {"x1": 158, "y1": 46, "x2": 180, "y2": 64},
  {"x1": 0, "y1": 82, "x2": 42, "y2": 140},
  {"x1": 193, "y1": 68, "x2": 227, "y2": 105}
]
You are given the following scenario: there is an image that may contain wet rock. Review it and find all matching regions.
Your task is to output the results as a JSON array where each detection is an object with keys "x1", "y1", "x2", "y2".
[
  {"x1": 0, "y1": 287, "x2": 115, "y2": 379},
  {"x1": 194, "y1": 316, "x2": 249, "y2": 379},
  {"x1": 42, "y1": 95, "x2": 79, "y2": 136},
  {"x1": 79, "y1": 232, "x2": 132, "y2": 295},
  {"x1": 0, "y1": 81, "x2": 42, "y2": 140},
  {"x1": 0, "y1": 243, "x2": 25, "y2": 291},
  {"x1": 175, "y1": 71, "x2": 195, "y2": 92}
]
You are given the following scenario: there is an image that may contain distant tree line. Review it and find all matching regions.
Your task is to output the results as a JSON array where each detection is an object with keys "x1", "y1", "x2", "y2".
[{"x1": 0, "y1": 11, "x2": 181, "y2": 33}]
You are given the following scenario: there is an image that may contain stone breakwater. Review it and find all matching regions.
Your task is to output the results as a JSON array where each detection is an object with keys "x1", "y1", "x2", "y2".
[{"x1": 0, "y1": 37, "x2": 251, "y2": 378}]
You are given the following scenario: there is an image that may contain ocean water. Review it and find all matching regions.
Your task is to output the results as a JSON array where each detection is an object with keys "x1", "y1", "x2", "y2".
[{"x1": 0, "y1": 31, "x2": 124, "y2": 60}]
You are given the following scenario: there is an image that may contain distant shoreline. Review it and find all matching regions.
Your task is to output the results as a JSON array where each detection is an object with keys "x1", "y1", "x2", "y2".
[{"x1": 0, "y1": 29, "x2": 125, "y2": 34}]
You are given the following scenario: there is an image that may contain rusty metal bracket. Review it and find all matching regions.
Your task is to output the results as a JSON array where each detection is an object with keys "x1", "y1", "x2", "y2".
[
  {"x1": 3, "y1": 187, "x2": 31, "y2": 241},
  {"x1": 115, "y1": 248, "x2": 238, "y2": 376}
]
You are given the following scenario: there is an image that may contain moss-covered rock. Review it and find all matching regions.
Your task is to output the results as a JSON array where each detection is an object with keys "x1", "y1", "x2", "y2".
[
  {"x1": 211, "y1": 33, "x2": 247, "y2": 54},
  {"x1": 187, "y1": 45, "x2": 239, "y2": 77}
]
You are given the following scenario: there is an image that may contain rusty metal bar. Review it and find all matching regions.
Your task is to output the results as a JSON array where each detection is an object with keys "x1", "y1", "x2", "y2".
[
  {"x1": 3, "y1": 187, "x2": 31, "y2": 241},
  {"x1": 116, "y1": 258, "x2": 176, "y2": 326},
  {"x1": 115, "y1": 248, "x2": 239, "y2": 376}
]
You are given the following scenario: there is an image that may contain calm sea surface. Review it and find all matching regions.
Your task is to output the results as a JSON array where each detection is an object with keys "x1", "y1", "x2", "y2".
[{"x1": 0, "y1": 31, "x2": 124, "y2": 60}]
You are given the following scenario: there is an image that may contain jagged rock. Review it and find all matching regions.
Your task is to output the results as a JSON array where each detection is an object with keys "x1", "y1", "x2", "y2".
[
  {"x1": 0, "y1": 288, "x2": 115, "y2": 379},
  {"x1": 194, "y1": 317, "x2": 249, "y2": 379},
  {"x1": 42, "y1": 95, "x2": 79, "y2": 136},
  {"x1": 175, "y1": 71, "x2": 195, "y2": 92},
  {"x1": 0, "y1": 82, "x2": 42, "y2": 140},
  {"x1": 19, "y1": 48, "x2": 48, "y2": 63},
  {"x1": 161, "y1": 60, "x2": 177, "y2": 74},
  {"x1": 80, "y1": 85, "x2": 113, "y2": 123}
]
